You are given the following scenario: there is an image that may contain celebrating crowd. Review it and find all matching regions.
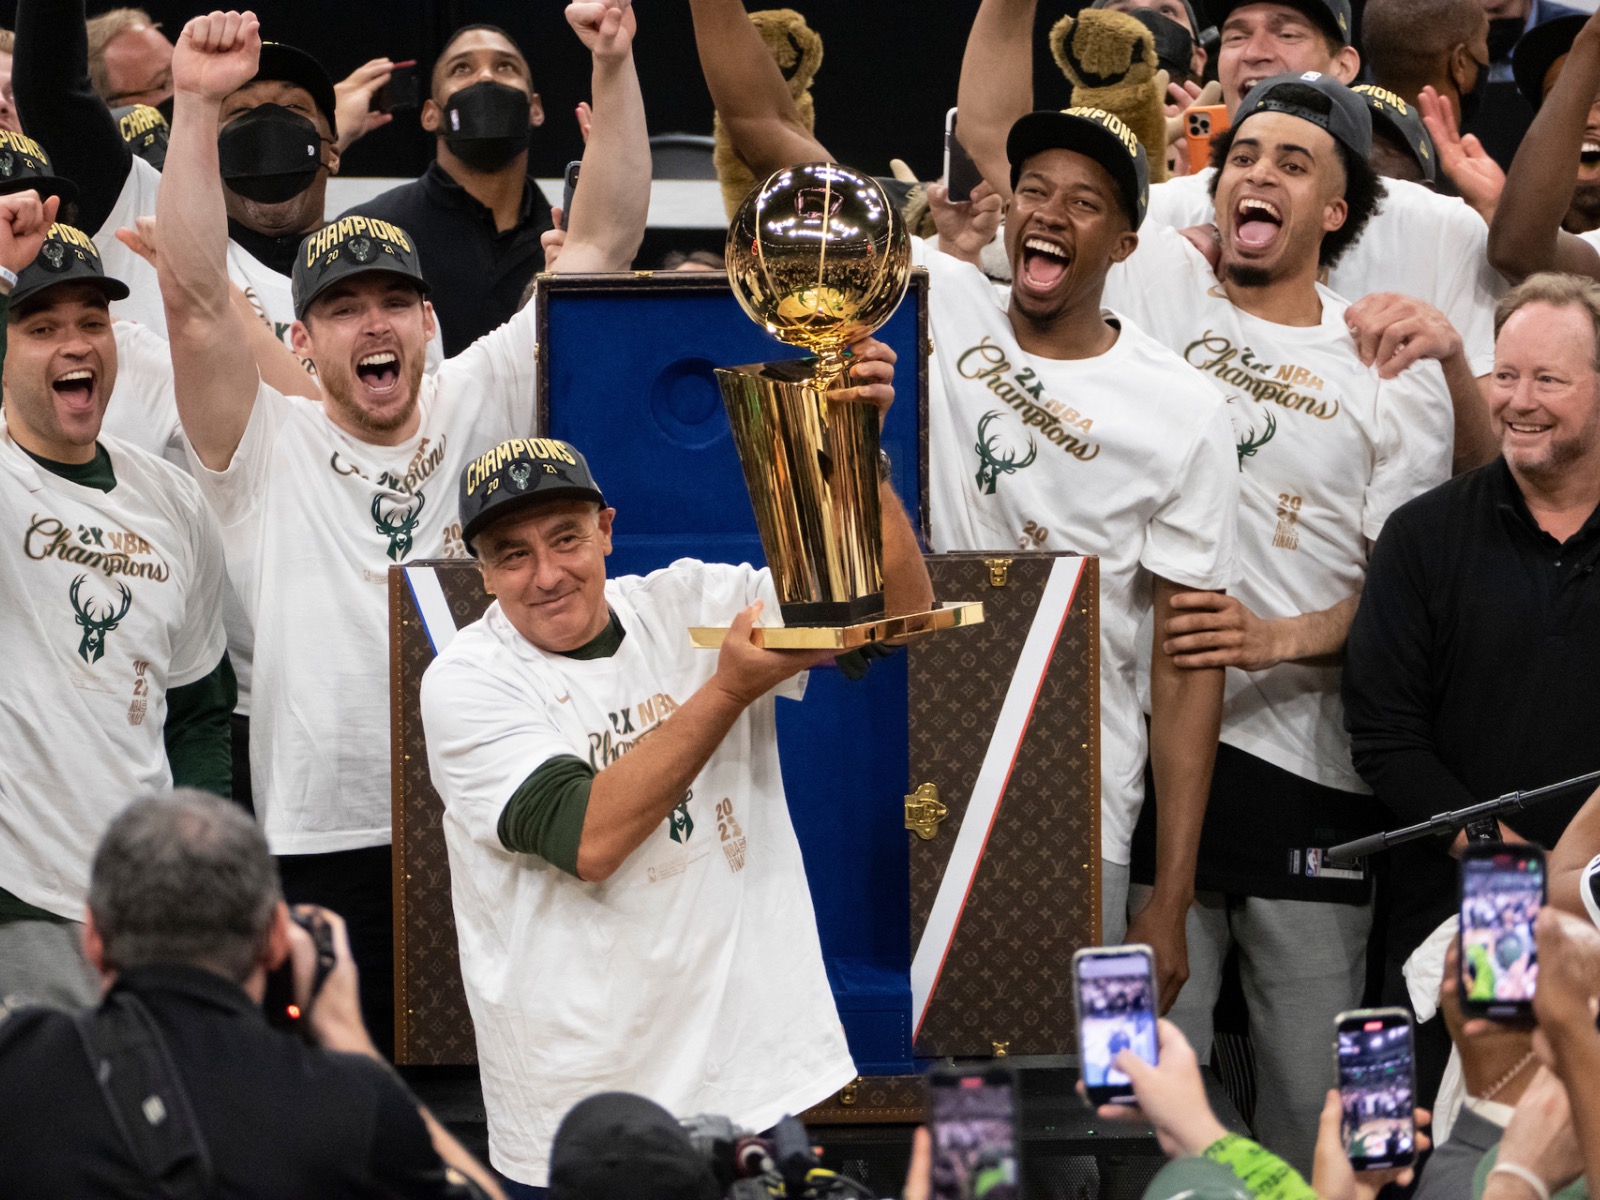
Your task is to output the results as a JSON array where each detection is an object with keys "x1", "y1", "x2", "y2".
[{"x1": 3, "y1": 0, "x2": 1600, "y2": 1197}]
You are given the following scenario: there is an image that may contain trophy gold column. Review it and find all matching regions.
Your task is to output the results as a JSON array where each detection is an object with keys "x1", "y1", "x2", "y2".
[{"x1": 691, "y1": 162, "x2": 983, "y2": 650}]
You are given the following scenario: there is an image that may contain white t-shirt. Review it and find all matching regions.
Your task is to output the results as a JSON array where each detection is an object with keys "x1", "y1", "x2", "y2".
[
  {"x1": 1105, "y1": 225, "x2": 1453, "y2": 792},
  {"x1": 102, "y1": 320, "x2": 182, "y2": 463},
  {"x1": 186, "y1": 302, "x2": 541, "y2": 854},
  {"x1": 0, "y1": 418, "x2": 227, "y2": 917},
  {"x1": 1147, "y1": 170, "x2": 1505, "y2": 376},
  {"x1": 420, "y1": 560, "x2": 855, "y2": 1187},
  {"x1": 917, "y1": 240, "x2": 1240, "y2": 865},
  {"x1": 94, "y1": 157, "x2": 444, "y2": 370}
]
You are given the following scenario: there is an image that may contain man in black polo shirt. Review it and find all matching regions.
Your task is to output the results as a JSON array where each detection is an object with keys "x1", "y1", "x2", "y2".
[
  {"x1": 1345, "y1": 270, "x2": 1600, "y2": 1097},
  {"x1": 346, "y1": 23, "x2": 557, "y2": 357},
  {"x1": 0, "y1": 789, "x2": 502, "y2": 1199}
]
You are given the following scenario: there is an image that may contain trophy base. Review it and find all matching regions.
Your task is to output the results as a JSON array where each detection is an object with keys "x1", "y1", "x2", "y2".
[
  {"x1": 779, "y1": 591, "x2": 885, "y2": 628},
  {"x1": 689, "y1": 601, "x2": 985, "y2": 650}
]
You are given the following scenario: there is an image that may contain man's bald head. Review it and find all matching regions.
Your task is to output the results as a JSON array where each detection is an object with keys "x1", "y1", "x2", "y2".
[{"x1": 1363, "y1": 0, "x2": 1489, "y2": 104}]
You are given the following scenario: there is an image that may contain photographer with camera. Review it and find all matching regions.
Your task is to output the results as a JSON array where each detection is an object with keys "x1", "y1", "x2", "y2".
[{"x1": 0, "y1": 789, "x2": 504, "y2": 1199}]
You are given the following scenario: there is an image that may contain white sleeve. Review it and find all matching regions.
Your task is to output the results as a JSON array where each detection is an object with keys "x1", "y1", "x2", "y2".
[
  {"x1": 1428, "y1": 202, "x2": 1502, "y2": 379},
  {"x1": 1141, "y1": 397, "x2": 1241, "y2": 591},
  {"x1": 167, "y1": 475, "x2": 231, "y2": 686},
  {"x1": 1145, "y1": 171, "x2": 1216, "y2": 229},
  {"x1": 438, "y1": 295, "x2": 540, "y2": 436},
  {"x1": 1363, "y1": 362, "x2": 1453, "y2": 541},
  {"x1": 1102, "y1": 223, "x2": 1204, "y2": 333},
  {"x1": 182, "y1": 379, "x2": 291, "y2": 528},
  {"x1": 421, "y1": 655, "x2": 577, "y2": 851}
]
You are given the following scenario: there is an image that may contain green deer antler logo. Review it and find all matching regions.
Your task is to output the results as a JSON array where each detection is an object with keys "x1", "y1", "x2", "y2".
[
  {"x1": 372, "y1": 490, "x2": 425, "y2": 562},
  {"x1": 69, "y1": 575, "x2": 132, "y2": 664},
  {"x1": 1236, "y1": 408, "x2": 1276, "y2": 468},
  {"x1": 974, "y1": 410, "x2": 1038, "y2": 495}
]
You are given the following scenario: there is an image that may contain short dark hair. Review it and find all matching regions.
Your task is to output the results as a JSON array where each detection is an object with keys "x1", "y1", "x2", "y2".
[
  {"x1": 1207, "y1": 116, "x2": 1386, "y2": 270},
  {"x1": 88, "y1": 790, "x2": 281, "y2": 983},
  {"x1": 1362, "y1": 0, "x2": 1482, "y2": 97},
  {"x1": 431, "y1": 24, "x2": 534, "y2": 98}
]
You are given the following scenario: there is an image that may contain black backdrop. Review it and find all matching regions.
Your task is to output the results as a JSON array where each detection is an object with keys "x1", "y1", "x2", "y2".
[{"x1": 2, "y1": 0, "x2": 1371, "y2": 183}]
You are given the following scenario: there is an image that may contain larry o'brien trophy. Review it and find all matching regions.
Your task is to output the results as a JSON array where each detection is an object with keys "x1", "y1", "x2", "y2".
[{"x1": 690, "y1": 162, "x2": 984, "y2": 650}]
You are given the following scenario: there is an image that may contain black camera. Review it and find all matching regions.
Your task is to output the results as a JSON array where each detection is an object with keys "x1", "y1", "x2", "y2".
[
  {"x1": 261, "y1": 906, "x2": 338, "y2": 1036},
  {"x1": 679, "y1": 1113, "x2": 870, "y2": 1200}
]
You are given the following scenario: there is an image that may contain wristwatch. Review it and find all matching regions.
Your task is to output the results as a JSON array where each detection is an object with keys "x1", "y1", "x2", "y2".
[{"x1": 878, "y1": 448, "x2": 892, "y2": 483}]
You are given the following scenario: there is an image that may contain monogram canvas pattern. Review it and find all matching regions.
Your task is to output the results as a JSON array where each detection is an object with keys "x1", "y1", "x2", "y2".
[{"x1": 908, "y1": 553, "x2": 1100, "y2": 1057}]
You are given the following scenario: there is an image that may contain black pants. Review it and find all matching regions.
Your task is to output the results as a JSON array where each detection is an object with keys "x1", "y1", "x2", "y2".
[{"x1": 277, "y1": 845, "x2": 395, "y2": 1060}]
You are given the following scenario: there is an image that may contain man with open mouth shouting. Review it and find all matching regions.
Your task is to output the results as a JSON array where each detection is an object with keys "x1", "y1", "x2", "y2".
[
  {"x1": 1096, "y1": 73, "x2": 1458, "y2": 1173},
  {"x1": 0, "y1": 198, "x2": 231, "y2": 1014},
  {"x1": 152, "y1": 3, "x2": 647, "y2": 1057}
]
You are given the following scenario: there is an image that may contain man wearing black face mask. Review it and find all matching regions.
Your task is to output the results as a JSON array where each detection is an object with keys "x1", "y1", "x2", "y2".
[
  {"x1": 343, "y1": 24, "x2": 556, "y2": 357},
  {"x1": 11, "y1": 0, "x2": 417, "y2": 364}
]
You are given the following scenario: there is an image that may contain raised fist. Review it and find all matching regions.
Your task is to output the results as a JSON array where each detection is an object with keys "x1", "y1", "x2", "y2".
[
  {"x1": 0, "y1": 189, "x2": 60, "y2": 281},
  {"x1": 173, "y1": 10, "x2": 263, "y2": 103},
  {"x1": 566, "y1": 0, "x2": 636, "y2": 62}
]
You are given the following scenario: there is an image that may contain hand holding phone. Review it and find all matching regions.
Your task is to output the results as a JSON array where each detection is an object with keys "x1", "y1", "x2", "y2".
[
  {"x1": 1183, "y1": 104, "x2": 1229, "y2": 175},
  {"x1": 944, "y1": 108, "x2": 985, "y2": 202},
  {"x1": 926, "y1": 1065, "x2": 1020, "y2": 1200},
  {"x1": 370, "y1": 61, "x2": 420, "y2": 115},
  {"x1": 1074, "y1": 944, "x2": 1160, "y2": 1106},
  {"x1": 1334, "y1": 1008, "x2": 1416, "y2": 1171},
  {"x1": 1459, "y1": 844, "x2": 1546, "y2": 1020}
]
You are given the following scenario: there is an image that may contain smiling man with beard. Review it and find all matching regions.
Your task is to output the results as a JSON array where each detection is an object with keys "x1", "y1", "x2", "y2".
[
  {"x1": 0, "y1": 201, "x2": 230, "y2": 1013},
  {"x1": 153, "y1": 3, "x2": 647, "y2": 1057},
  {"x1": 1096, "y1": 74, "x2": 1458, "y2": 1173}
]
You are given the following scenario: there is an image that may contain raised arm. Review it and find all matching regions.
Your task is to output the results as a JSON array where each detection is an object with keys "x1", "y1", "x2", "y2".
[
  {"x1": 554, "y1": 1, "x2": 650, "y2": 274},
  {"x1": 688, "y1": 0, "x2": 831, "y2": 175},
  {"x1": 12, "y1": 0, "x2": 134, "y2": 237},
  {"x1": 156, "y1": 11, "x2": 262, "y2": 471},
  {"x1": 956, "y1": 0, "x2": 1039, "y2": 203},
  {"x1": 1488, "y1": 10, "x2": 1600, "y2": 284}
]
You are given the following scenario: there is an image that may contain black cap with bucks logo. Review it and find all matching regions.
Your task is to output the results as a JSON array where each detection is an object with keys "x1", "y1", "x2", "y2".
[
  {"x1": 0, "y1": 131, "x2": 79, "y2": 206},
  {"x1": 459, "y1": 437, "x2": 609, "y2": 554},
  {"x1": 1006, "y1": 105, "x2": 1150, "y2": 228},
  {"x1": 13, "y1": 224, "x2": 131, "y2": 306},
  {"x1": 292, "y1": 214, "x2": 430, "y2": 318}
]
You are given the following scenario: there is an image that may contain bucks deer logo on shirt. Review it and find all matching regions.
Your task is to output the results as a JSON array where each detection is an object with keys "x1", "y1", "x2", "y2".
[
  {"x1": 69, "y1": 575, "x2": 132, "y2": 664},
  {"x1": 1236, "y1": 409, "x2": 1277, "y2": 469},
  {"x1": 372, "y1": 490, "x2": 425, "y2": 562},
  {"x1": 668, "y1": 792, "x2": 695, "y2": 844},
  {"x1": 973, "y1": 410, "x2": 1038, "y2": 495}
]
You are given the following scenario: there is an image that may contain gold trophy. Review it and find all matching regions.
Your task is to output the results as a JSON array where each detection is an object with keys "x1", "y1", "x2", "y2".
[{"x1": 690, "y1": 162, "x2": 983, "y2": 650}]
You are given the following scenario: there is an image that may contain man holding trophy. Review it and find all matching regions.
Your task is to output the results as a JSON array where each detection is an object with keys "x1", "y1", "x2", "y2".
[{"x1": 421, "y1": 166, "x2": 939, "y2": 1193}]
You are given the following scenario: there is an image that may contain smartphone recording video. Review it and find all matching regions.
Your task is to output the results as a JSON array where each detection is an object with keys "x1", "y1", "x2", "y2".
[
  {"x1": 1073, "y1": 944, "x2": 1159, "y2": 1106},
  {"x1": 926, "y1": 1065, "x2": 1019, "y2": 1200},
  {"x1": 1335, "y1": 1008, "x2": 1415, "y2": 1171},
  {"x1": 1459, "y1": 844, "x2": 1546, "y2": 1019}
]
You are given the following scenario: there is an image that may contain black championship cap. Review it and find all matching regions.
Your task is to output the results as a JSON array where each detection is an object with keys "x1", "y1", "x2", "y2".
[
  {"x1": 1007, "y1": 106, "x2": 1150, "y2": 228},
  {"x1": 0, "y1": 131, "x2": 79, "y2": 207},
  {"x1": 1236, "y1": 72, "x2": 1372, "y2": 159},
  {"x1": 548, "y1": 1094, "x2": 720, "y2": 1200},
  {"x1": 1512, "y1": 15, "x2": 1586, "y2": 110},
  {"x1": 254, "y1": 41, "x2": 339, "y2": 138},
  {"x1": 292, "y1": 214, "x2": 430, "y2": 318},
  {"x1": 111, "y1": 104, "x2": 170, "y2": 171},
  {"x1": 459, "y1": 436, "x2": 608, "y2": 552},
  {"x1": 12, "y1": 224, "x2": 131, "y2": 306},
  {"x1": 1352, "y1": 84, "x2": 1437, "y2": 183},
  {"x1": 1214, "y1": 0, "x2": 1353, "y2": 47}
]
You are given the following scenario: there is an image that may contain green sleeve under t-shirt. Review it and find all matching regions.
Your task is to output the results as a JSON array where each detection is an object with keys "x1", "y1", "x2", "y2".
[{"x1": 494, "y1": 612, "x2": 627, "y2": 877}]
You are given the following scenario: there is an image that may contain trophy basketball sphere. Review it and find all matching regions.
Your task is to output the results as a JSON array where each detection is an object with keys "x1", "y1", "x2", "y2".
[{"x1": 692, "y1": 162, "x2": 983, "y2": 650}]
